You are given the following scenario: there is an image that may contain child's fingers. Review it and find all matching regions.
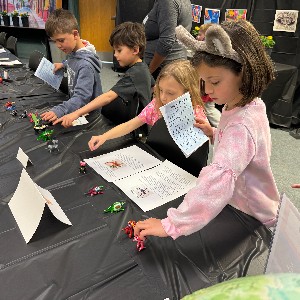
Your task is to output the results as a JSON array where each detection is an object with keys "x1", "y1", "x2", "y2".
[
  {"x1": 194, "y1": 117, "x2": 206, "y2": 124},
  {"x1": 61, "y1": 118, "x2": 73, "y2": 128},
  {"x1": 88, "y1": 137, "x2": 99, "y2": 151},
  {"x1": 134, "y1": 220, "x2": 149, "y2": 241},
  {"x1": 52, "y1": 117, "x2": 63, "y2": 125},
  {"x1": 291, "y1": 184, "x2": 300, "y2": 188}
]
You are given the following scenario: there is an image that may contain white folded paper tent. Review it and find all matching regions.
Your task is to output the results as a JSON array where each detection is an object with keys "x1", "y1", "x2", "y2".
[{"x1": 8, "y1": 169, "x2": 72, "y2": 243}]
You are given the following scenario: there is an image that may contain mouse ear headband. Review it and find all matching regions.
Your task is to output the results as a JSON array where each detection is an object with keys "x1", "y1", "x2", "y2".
[{"x1": 175, "y1": 25, "x2": 242, "y2": 63}]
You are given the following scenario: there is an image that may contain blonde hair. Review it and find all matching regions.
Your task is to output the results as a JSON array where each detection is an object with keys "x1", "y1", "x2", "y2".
[
  {"x1": 154, "y1": 60, "x2": 204, "y2": 113},
  {"x1": 198, "y1": 23, "x2": 213, "y2": 33}
]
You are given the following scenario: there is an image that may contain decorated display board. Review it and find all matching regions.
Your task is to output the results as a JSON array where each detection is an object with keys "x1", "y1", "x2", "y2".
[{"x1": 0, "y1": 0, "x2": 57, "y2": 28}]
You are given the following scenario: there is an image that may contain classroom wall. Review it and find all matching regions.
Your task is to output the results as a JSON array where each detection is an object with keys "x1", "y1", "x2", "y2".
[{"x1": 191, "y1": 0, "x2": 300, "y2": 85}]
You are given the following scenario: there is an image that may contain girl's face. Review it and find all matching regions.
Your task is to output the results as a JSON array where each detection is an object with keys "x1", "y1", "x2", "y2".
[
  {"x1": 158, "y1": 76, "x2": 185, "y2": 105},
  {"x1": 196, "y1": 63, "x2": 243, "y2": 110},
  {"x1": 196, "y1": 31, "x2": 205, "y2": 41}
]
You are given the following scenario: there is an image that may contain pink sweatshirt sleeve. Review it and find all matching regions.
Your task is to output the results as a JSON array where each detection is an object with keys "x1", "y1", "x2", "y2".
[{"x1": 161, "y1": 123, "x2": 256, "y2": 239}]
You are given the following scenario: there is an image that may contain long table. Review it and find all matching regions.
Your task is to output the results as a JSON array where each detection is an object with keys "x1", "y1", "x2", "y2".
[{"x1": 0, "y1": 50, "x2": 271, "y2": 299}]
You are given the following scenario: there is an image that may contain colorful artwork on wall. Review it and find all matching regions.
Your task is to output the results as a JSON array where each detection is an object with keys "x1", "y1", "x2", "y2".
[
  {"x1": 225, "y1": 9, "x2": 247, "y2": 21},
  {"x1": 204, "y1": 8, "x2": 220, "y2": 24},
  {"x1": 0, "y1": 0, "x2": 57, "y2": 28},
  {"x1": 191, "y1": 4, "x2": 202, "y2": 23},
  {"x1": 273, "y1": 10, "x2": 299, "y2": 33}
]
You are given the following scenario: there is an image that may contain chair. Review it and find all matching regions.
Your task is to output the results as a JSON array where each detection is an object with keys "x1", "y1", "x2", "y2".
[
  {"x1": 0, "y1": 32, "x2": 7, "y2": 47},
  {"x1": 6, "y1": 36, "x2": 18, "y2": 56},
  {"x1": 146, "y1": 118, "x2": 209, "y2": 177},
  {"x1": 28, "y1": 50, "x2": 45, "y2": 71},
  {"x1": 101, "y1": 94, "x2": 149, "y2": 137}
]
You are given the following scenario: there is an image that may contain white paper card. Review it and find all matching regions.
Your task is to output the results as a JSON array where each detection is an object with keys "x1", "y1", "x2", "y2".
[
  {"x1": 34, "y1": 57, "x2": 63, "y2": 90},
  {"x1": 85, "y1": 145, "x2": 161, "y2": 182},
  {"x1": 8, "y1": 169, "x2": 72, "y2": 243},
  {"x1": 160, "y1": 92, "x2": 208, "y2": 157},
  {"x1": 72, "y1": 116, "x2": 89, "y2": 126},
  {"x1": 0, "y1": 59, "x2": 22, "y2": 66},
  {"x1": 265, "y1": 193, "x2": 300, "y2": 273},
  {"x1": 16, "y1": 147, "x2": 32, "y2": 168},
  {"x1": 35, "y1": 185, "x2": 72, "y2": 225},
  {"x1": 114, "y1": 160, "x2": 197, "y2": 211}
]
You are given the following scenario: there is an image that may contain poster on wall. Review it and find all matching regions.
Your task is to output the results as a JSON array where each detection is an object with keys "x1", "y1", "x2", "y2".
[
  {"x1": 225, "y1": 9, "x2": 247, "y2": 21},
  {"x1": 273, "y1": 10, "x2": 299, "y2": 33},
  {"x1": 204, "y1": 8, "x2": 220, "y2": 24},
  {"x1": 191, "y1": 4, "x2": 202, "y2": 23},
  {"x1": 0, "y1": 0, "x2": 56, "y2": 29}
]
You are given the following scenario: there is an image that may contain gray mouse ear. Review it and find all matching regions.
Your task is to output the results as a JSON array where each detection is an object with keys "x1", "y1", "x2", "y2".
[
  {"x1": 175, "y1": 25, "x2": 206, "y2": 51},
  {"x1": 204, "y1": 25, "x2": 241, "y2": 62},
  {"x1": 175, "y1": 25, "x2": 241, "y2": 63}
]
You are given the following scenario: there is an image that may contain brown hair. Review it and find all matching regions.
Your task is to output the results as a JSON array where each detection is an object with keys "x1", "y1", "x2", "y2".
[
  {"x1": 192, "y1": 20, "x2": 275, "y2": 107},
  {"x1": 45, "y1": 8, "x2": 79, "y2": 37},
  {"x1": 109, "y1": 22, "x2": 146, "y2": 58},
  {"x1": 154, "y1": 60, "x2": 204, "y2": 113},
  {"x1": 198, "y1": 23, "x2": 213, "y2": 33}
]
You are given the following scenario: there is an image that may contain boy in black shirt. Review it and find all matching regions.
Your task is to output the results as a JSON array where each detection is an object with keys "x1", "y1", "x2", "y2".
[{"x1": 53, "y1": 22, "x2": 154, "y2": 127}]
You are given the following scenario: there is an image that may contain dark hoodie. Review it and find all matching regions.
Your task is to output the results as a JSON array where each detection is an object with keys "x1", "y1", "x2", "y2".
[{"x1": 51, "y1": 42, "x2": 103, "y2": 118}]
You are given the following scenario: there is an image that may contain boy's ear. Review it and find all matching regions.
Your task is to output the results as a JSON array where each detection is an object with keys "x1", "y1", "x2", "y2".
[
  {"x1": 73, "y1": 30, "x2": 79, "y2": 39},
  {"x1": 132, "y1": 46, "x2": 140, "y2": 55}
]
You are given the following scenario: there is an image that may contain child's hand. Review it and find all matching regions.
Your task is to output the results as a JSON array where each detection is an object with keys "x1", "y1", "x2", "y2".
[
  {"x1": 88, "y1": 135, "x2": 107, "y2": 151},
  {"x1": 291, "y1": 184, "x2": 300, "y2": 188},
  {"x1": 53, "y1": 63, "x2": 64, "y2": 73},
  {"x1": 194, "y1": 117, "x2": 214, "y2": 138},
  {"x1": 134, "y1": 218, "x2": 168, "y2": 241},
  {"x1": 53, "y1": 112, "x2": 78, "y2": 127},
  {"x1": 41, "y1": 111, "x2": 58, "y2": 122}
]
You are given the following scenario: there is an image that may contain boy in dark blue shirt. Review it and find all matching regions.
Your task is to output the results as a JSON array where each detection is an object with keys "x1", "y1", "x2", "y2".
[
  {"x1": 53, "y1": 22, "x2": 154, "y2": 128},
  {"x1": 41, "y1": 9, "x2": 102, "y2": 122}
]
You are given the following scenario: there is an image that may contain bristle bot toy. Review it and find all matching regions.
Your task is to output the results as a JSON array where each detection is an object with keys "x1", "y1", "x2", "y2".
[
  {"x1": 104, "y1": 201, "x2": 126, "y2": 213},
  {"x1": 122, "y1": 220, "x2": 136, "y2": 239},
  {"x1": 79, "y1": 161, "x2": 87, "y2": 174},
  {"x1": 133, "y1": 236, "x2": 146, "y2": 251},
  {"x1": 85, "y1": 185, "x2": 104, "y2": 196}
]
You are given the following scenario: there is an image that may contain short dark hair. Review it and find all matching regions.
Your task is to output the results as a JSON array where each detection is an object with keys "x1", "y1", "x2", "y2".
[
  {"x1": 45, "y1": 8, "x2": 79, "y2": 37},
  {"x1": 192, "y1": 20, "x2": 275, "y2": 107},
  {"x1": 109, "y1": 22, "x2": 146, "y2": 58}
]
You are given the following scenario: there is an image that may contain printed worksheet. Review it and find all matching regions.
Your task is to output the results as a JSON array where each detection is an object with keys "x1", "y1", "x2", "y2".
[
  {"x1": 34, "y1": 57, "x2": 63, "y2": 90},
  {"x1": 160, "y1": 92, "x2": 208, "y2": 157},
  {"x1": 85, "y1": 145, "x2": 161, "y2": 182},
  {"x1": 114, "y1": 160, "x2": 197, "y2": 211}
]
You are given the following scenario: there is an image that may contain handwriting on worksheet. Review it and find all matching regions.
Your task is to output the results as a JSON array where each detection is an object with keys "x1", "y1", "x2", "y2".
[{"x1": 160, "y1": 92, "x2": 208, "y2": 157}]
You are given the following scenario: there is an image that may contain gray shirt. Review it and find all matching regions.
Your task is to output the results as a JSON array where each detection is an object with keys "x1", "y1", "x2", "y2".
[{"x1": 144, "y1": 0, "x2": 192, "y2": 67}]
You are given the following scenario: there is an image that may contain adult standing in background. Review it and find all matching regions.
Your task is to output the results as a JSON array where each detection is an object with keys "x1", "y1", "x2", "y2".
[{"x1": 143, "y1": 0, "x2": 192, "y2": 79}]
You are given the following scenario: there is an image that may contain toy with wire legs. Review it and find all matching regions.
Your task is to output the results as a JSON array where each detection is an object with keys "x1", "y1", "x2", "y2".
[
  {"x1": 122, "y1": 220, "x2": 146, "y2": 251},
  {"x1": 47, "y1": 139, "x2": 59, "y2": 153}
]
